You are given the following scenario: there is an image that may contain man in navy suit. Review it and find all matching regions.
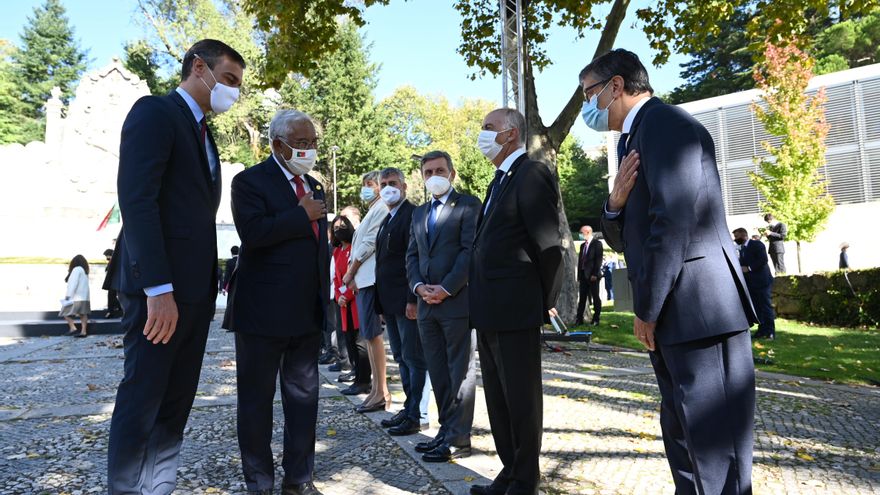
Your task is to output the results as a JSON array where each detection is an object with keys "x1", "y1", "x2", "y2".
[
  {"x1": 575, "y1": 225, "x2": 604, "y2": 326},
  {"x1": 734, "y1": 228, "x2": 776, "y2": 340},
  {"x1": 581, "y1": 49, "x2": 758, "y2": 494},
  {"x1": 406, "y1": 151, "x2": 481, "y2": 463},
  {"x1": 222, "y1": 109, "x2": 328, "y2": 495},
  {"x1": 104, "y1": 39, "x2": 245, "y2": 494}
]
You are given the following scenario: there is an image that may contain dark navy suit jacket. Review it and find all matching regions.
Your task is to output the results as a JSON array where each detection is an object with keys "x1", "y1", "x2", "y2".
[
  {"x1": 469, "y1": 155, "x2": 564, "y2": 332},
  {"x1": 374, "y1": 199, "x2": 417, "y2": 316},
  {"x1": 601, "y1": 98, "x2": 758, "y2": 345},
  {"x1": 222, "y1": 156, "x2": 329, "y2": 337},
  {"x1": 406, "y1": 190, "x2": 482, "y2": 320},
  {"x1": 104, "y1": 91, "x2": 221, "y2": 304},
  {"x1": 740, "y1": 240, "x2": 773, "y2": 289}
]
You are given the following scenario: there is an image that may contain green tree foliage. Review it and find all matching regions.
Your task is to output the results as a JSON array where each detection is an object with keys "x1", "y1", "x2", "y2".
[
  {"x1": 556, "y1": 136, "x2": 608, "y2": 231},
  {"x1": 135, "y1": 0, "x2": 275, "y2": 163},
  {"x1": 280, "y1": 21, "x2": 398, "y2": 211},
  {"x1": 751, "y1": 41, "x2": 834, "y2": 272},
  {"x1": 814, "y1": 11, "x2": 880, "y2": 73},
  {"x1": 0, "y1": 40, "x2": 41, "y2": 144},
  {"x1": 122, "y1": 40, "x2": 175, "y2": 95}
]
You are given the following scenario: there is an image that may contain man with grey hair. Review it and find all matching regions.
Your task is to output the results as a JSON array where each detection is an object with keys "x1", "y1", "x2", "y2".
[
  {"x1": 223, "y1": 108, "x2": 327, "y2": 495},
  {"x1": 407, "y1": 150, "x2": 481, "y2": 462},
  {"x1": 469, "y1": 108, "x2": 563, "y2": 495}
]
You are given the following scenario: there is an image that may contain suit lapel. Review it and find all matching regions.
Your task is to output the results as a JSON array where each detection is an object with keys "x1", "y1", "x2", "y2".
[
  {"x1": 169, "y1": 91, "x2": 214, "y2": 189},
  {"x1": 264, "y1": 157, "x2": 299, "y2": 210},
  {"x1": 625, "y1": 96, "x2": 663, "y2": 155},
  {"x1": 475, "y1": 155, "x2": 528, "y2": 241},
  {"x1": 429, "y1": 190, "x2": 459, "y2": 250}
]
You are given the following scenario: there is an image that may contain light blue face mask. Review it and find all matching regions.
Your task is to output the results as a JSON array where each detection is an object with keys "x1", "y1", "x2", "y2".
[
  {"x1": 360, "y1": 186, "x2": 377, "y2": 203},
  {"x1": 580, "y1": 80, "x2": 615, "y2": 132}
]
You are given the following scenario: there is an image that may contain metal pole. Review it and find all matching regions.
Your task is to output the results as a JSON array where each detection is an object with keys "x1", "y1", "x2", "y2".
[{"x1": 330, "y1": 145, "x2": 339, "y2": 215}]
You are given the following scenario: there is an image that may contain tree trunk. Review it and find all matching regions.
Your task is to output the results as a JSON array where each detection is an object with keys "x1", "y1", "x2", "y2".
[
  {"x1": 522, "y1": 0, "x2": 631, "y2": 324},
  {"x1": 796, "y1": 240, "x2": 802, "y2": 274}
]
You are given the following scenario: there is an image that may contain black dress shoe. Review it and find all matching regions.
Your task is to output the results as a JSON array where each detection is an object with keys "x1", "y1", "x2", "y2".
[
  {"x1": 355, "y1": 400, "x2": 386, "y2": 414},
  {"x1": 281, "y1": 481, "x2": 322, "y2": 495},
  {"x1": 328, "y1": 361, "x2": 351, "y2": 372},
  {"x1": 380, "y1": 410, "x2": 407, "y2": 428},
  {"x1": 337, "y1": 371, "x2": 355, "y2": 383},
  {"x1": 422, "y1": 443, "x2": 472, "y2": 462},
  {"x1": 415, "y1": 435, "x2": 445, "y2": 453},
  {"x1": 470, "y1": 483, "x2": 507, "y2": 495},
  {"x1": 318, "y1": 353, "x2": 337, "y2": 365},
  {"x1": 341, "y1": 383, "x2": 370, "y2": 395},
  {"x1": 387, "y1": 417, "x2": 420, "y2": 436}
]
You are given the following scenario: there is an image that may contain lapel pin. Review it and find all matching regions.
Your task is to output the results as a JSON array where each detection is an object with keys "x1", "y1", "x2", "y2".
[
  {"x1": 315, "y1": 184, "x2": 322, "y2": 191},
  {"x1": 507, "y1": 171, "x2": 512, "y2": 177}
]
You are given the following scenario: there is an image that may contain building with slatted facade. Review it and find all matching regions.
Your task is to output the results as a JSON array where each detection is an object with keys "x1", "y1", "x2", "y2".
[{"x1": 605, "y1": 63, "x2": 880, "y2": 274}]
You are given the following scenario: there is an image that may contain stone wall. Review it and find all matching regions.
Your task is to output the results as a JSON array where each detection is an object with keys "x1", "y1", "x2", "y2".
[{"x1": 772, "y1": 268, "x2": 880, "y2": 328}]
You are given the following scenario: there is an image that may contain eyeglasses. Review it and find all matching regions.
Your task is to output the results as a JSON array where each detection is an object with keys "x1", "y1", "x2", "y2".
[
  {"x1": 282, "y1": 138, "x2": 321, "y2": 150},
  {"x1": 582, "y1": 78, "x2": 611, "y2": 100}
]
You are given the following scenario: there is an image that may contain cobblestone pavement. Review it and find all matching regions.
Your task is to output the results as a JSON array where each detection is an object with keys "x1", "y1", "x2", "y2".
[{"x1": 1, "y1": 321, "x2": 879, "y2": 494}]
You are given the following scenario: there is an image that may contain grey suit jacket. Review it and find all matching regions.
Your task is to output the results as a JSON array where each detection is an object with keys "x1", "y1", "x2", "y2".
[
  {"x1": 601, "y1": 97, "x2": 758, "y2": 345},
  {"x1": 406, "y1": 189, "x2": 481, "y2": 320}
]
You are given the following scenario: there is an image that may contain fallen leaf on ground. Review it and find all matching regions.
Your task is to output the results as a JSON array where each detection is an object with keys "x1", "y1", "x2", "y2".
[{"x1": 86, "y1": 384, "x2": 97, "y2": 391}]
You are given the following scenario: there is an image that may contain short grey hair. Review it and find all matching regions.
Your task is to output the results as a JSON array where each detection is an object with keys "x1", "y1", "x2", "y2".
[
  {"x1": 420, "y1": 150, "x2": 454, "y2": 172},
  {"x1": 268, "y1": 109, "x2": 315, "y2": 141},
  {"x1": 379, "y1": 167, "x2": 406, "y2": 183},
  {"x1": 362, "y1": 170, "x2": 380, "y2": 185},
  {"x1": 499, "y1": 108, "x2": 526, "y2": 144}
]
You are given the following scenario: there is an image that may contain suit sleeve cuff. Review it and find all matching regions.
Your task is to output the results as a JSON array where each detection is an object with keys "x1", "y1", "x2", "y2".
[
  {"x1": 412, "y1": 282, "x2": 424, "y2": 295},
  {"x1": 440, "y1": 286, "x2": 451, "y2": 296},
  {"x1": 144, "y1": 283, "x2": 173, "y2": 297},
  {"x1": 604, "y1": 206, "x2": 621, "y2": 219}
]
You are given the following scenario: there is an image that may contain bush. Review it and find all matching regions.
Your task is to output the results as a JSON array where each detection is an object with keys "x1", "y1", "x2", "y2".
[{"x1": 772, "y1": 267, "x2": 880, "y2": 328}]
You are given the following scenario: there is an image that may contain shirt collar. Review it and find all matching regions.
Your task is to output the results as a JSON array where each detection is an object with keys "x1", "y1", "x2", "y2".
[
  {"x1": 622, "y1": 95, "x2": 652, "y2": 134},
  {"x1": 272, "y1": 154, "x2": 301, "y2": 181},
  {"x1": 433, "y1": 187, "x2": 454, "y2": 205},
  {"x1": 498, "y1": 147, "x2": 526, "y2": 175},
  {"x1": 175, "y1": 87, "x2": 204, "y2": 124},
  {"x1": 389, "y1": 200, "x2": 405, "y2": 218}
]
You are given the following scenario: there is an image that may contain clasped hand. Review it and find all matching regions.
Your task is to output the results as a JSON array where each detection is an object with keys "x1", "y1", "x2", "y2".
[{"x1": 416, "y1": 284, "x2": 448, "y2": 305}]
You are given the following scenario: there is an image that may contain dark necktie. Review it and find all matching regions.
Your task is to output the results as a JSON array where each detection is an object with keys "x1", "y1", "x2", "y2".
[
  {"x1": 199, "y1": 117, "x2": 207, "y2": 144},
  {"x1": 485, "y1": 169, "x2": 506, "y2": 213},
  {"x1": 427, "y1": 199, "x2": 442, "y2": 242},
  {"x1": 291, "y1": 176, "x2": 319, "y2": 238},
  {"x1": 617, "y1": 133, "x2": 629, "y2": 166}
]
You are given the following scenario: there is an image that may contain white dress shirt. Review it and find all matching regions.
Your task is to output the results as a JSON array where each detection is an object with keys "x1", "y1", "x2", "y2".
[
  {"x1": 412, "y1": 188, "x2": 456, "y2": 296},
  {"x1": 605, "y1": 95, "x2": 653, "y2": 219},
  {"x1": 273, "y1": 154, "x2": 312, "y2": 194}
]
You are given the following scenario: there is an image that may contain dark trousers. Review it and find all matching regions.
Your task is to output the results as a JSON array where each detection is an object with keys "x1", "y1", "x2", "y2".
[
  {"x1": 385, "y1": 314, "x2": 428, "y2": 422},
  {"x1": 769, "y1": 251, "x2": 786, "y2": 275},
  {"x1": 576, "y1": 277, "x2": 601, "y2": 323},
  {"x1": 650, "y1": 330, "x2": 755, "y2": 495},
  {"x1": 604, "y1": 277, "x2": 614, "y2": 300},
  {"x1": 477, "y1": 328, "x2": 542, "y2": 495},
  {"x1": 107, "y1": 288, "x2": 121, "y2": 315},
  {"x1": 419, "y1": 315, "x2": 476, "y2": 446},
  {"x1": 235, "y1": 330, "x2": 321, "y2": 491},
  {"x1": 342, "y1": 305, "x2": 371, "y2": 385},
  {"x1": 107, "y1": 292, "x2": 214, "y2": 495},
  {"x1": 749, "y1": 283, "x2": 776, "y2": 338}
]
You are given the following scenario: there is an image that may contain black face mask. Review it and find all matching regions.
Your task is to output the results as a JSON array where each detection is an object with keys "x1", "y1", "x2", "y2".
[
  {"x1": 735, "y1": 237, "x2": 746, "y2": 245},
  {"x1": 334, "y1": 227, "x2": 353, "y2": 244}
]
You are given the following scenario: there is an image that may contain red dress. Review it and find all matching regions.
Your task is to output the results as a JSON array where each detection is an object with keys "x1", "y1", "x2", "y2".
[{"x1": 332, "y1": 245, "x2": 359, "y2": 331}]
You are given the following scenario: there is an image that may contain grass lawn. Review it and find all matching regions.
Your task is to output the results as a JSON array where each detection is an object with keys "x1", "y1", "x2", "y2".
[{"x1": 570, "y1": 306, "x2": 880, "y2": 386}]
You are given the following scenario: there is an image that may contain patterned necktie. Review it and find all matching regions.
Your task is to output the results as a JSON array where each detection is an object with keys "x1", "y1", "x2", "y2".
[
  {"x1": 291, "y1": 176, "x2": 319, "y2": 239},
  {"x1": 485, "y1": 169, "x2": 506, "y2": 213},
  {"x1": 427, "y1": 199, "x2": 442, "y2": 243}
]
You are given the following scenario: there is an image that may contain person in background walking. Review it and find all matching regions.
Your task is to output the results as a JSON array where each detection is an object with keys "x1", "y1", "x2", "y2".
[
  {"x1": 61, "y1": 254, "x2": 91, "y2": 338},
  {"x1": 763, "y1": 213, "x2": 787, "y2": 274},
  {"x1": 734, "y1": 228, "x2": 776, "y2": 340},
  {"x1": 575, "y1": 225, "x2": 603, "y2": 326},
  {"x1": 221, "y1": 245, "x2": 239, "y2": 294},
  {"x1": 601, "y1": 255, "x2": 616, "y2": 301},
  {"x1": 839, "y1": 242, "x2": 850, "y2": 270},
  {"x1": 103, "y1": 249, "x2": 122, "y2": 318}
]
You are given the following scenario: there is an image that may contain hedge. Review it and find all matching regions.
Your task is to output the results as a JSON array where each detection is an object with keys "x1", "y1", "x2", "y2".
[{"x1": 772, "y1": 267, "x2": 880, "y2": 328}]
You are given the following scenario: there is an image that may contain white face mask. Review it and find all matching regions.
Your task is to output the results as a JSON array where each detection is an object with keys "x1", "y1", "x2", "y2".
[
  {"x1": 477, "y1": 129, "x2": 508, "y2": 160},
  {"x1": 279, "y1": 141, "x2": 317, "y2": 176},
  {"x1": 380, "y1": 185, "x2": 402, "y2": 206},
  {"x1": 196, "y1": 55, "x2": 240, "y2": 114},
  {"x1": 424, "y1": 175, "x2": 451, "y2": 197}
]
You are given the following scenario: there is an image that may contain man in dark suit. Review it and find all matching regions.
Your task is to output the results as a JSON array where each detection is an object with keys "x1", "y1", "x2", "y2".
[
  {"x1": 221, "y1": 245, "x2": 238, "y2": 294},
  {"x1": 406, "y1": 150, "x2": 481, "y2": 463},
  {"x1": 734, "y1": 228, "x2": 776, "y2": 340},
  {"x1": 104, "y1": 39, "x2": 245, "y2": 494},
  {"x1": 575, "y1": 225, "x2": 604, "y2": 326},
  {"x1": 373, "y1": 167, "x2": 428, "y2": 436},
  {"x1": 763, "y1": 213, "x2": 787, "y2": 274},
  {"x1": 468, "y1": 108, "x2": 564, "y2": 495},
  {"x1": 582, "y1": 49, "x2": 758, "y2": 494},
  {"x1": 222, "y1": 109, "x2": 328, "y2": 495}
]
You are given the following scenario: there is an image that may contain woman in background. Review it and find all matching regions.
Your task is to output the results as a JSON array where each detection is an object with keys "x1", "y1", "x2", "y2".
[{"x1": 60, "y1": 254, "x2": 90, "y2": 337}]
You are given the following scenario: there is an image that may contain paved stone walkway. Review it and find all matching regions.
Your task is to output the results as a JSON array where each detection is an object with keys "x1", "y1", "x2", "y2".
[{"x1": 1, "y1": 318, "x2": 879, "y2": 494}]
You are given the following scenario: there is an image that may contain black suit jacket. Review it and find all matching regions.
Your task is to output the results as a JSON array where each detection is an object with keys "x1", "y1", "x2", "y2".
[
  {"x1": 406, "y1": 190, "x2": 482, "y2": 320},
  {"x1": 740, "y1": 240, "x2": 773, "y2": 289},
  {"x1": 577, "y1": 238, "x2": 603, "y2": 282},
  {"x1": 222, "y1": 156, "x2": 329, "y2": 337},
  {"x1": 602, "y1": 97, "x2": 757, "y2": 345},
  {"x1": 469, "y1": 154, "x2": 564, "y2": 332},
  {"x1": 222, "y1": 256, "x2": 237, "y2": 288},
  {"x1": 766, "y1": 222, "x2": 787, "y2": 254},
  {"x1": 104, "y1": 91, "x2": 221, "y2": 304},
  {"x1": 375, "y1": 199, "x2": 417, "y2": 316}
]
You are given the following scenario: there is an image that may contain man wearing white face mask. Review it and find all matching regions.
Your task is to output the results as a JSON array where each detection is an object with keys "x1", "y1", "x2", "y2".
[
  {"x1": 105, "y1": 39, "x2": 245, "y2": 494},
  {"x1": 468, "y1": 109, "x2": 564, "y2": 495},
  {"x1": 406, "y1": 151, "x2": 481, "y2": 463},
  {"x1": 223, "y1": 109, "x2": 328, "y2": 495}
]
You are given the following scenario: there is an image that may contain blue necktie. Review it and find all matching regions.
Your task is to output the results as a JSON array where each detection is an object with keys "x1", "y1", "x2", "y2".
[{"x1": 427, "y1": 199, "x2": 442, "y2": 242}]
